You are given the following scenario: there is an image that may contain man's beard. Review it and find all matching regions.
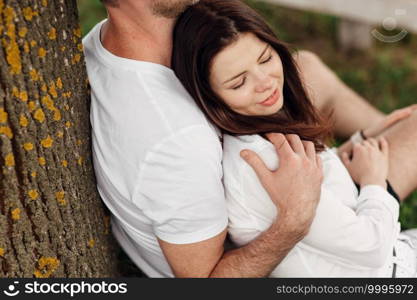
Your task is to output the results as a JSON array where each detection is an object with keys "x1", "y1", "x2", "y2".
[{"x1": 151, "y1": 0, "x2": 199, "y2": 18}]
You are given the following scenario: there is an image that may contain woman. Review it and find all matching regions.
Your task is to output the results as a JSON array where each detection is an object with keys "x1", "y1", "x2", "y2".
[{"x1": 172, "y1": 0, "x2": 417, "y2": 277}]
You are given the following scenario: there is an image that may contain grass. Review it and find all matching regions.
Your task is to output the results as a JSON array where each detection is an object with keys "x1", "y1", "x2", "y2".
[{"x1": 77, "y1": 0, "x2": 417, "y2": 229}]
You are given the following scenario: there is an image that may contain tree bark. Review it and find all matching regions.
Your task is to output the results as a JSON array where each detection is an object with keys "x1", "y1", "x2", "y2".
[{"x1": 0, "y1": 0, "x2": 119, "y2": 277}]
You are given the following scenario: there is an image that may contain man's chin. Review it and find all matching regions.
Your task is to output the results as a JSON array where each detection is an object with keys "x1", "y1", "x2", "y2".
[{"x1": 151, "y1": 0, "x2": 200, "y2": 19}]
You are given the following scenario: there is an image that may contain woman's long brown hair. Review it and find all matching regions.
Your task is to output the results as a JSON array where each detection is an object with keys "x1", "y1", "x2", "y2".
[{"x1": 172, "y1": 0, "x2": 333, "y2": 150}]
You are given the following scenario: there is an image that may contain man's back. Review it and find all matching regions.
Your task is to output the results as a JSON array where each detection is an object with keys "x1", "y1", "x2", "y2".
[{"x1": 83, "y1": 20, "x2": 228, "y2": 277}]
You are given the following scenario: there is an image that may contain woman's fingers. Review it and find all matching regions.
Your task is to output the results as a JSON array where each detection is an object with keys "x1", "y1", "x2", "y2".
[
  {"x1": 384, "y1": 108, "x2": 412, "y2": 127},
  {"x1": 378, "y1": 136, "x2": 389, "y2": 156},
  {"x1": 367, "y1": 138, "x2": 378, "y2": 148},
  {"x1": 361, "y1": 140, "x2": 371, "y2": 148}
]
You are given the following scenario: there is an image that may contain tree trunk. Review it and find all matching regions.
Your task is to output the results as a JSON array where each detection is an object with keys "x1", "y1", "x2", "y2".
[{"x1": 0, "y1": 0, "x2": 119, "y2": 277}]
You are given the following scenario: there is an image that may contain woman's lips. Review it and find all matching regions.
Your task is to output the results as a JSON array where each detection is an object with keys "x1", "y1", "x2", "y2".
[{"x1": 259, "y1": 89, "x2": 279, "y2": 106}]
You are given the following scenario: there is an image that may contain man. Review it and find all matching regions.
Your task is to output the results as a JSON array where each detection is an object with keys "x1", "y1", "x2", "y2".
[{"x1": 83, "y1": 0, "x2": 417, "y2": 277}]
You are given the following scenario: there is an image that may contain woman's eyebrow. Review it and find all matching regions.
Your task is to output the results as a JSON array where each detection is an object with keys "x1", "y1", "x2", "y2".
[{"x1": 222, "y1": 44, "x2": 270, "y2": 85}]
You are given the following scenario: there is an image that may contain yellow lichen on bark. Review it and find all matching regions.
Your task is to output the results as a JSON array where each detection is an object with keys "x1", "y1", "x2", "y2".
[
  {"x1": 0, "y1": 108, "x2": 8, "y2": 123},
  {"x1": 23, "y1": 41, "x2": 29, "y2": 52},
  {"x1": 56, "y1": 77, "x2": 63, "y2": 89},
  {"x1": 12, "y1": 87, "x2": 19, "y2": 97},
  {"x1": 38, "y1": 47, "x2": 46, "y2": 58},
  {"x1": 11, "y1": 208, "x2": 20, "y2": 220},
  {"x1": 41, "y1": 95, "x2": 54, "y2": 110},
  {"x1": 29, "y1": 69, "x2": 40, "y2": 81},
  {"x1": 34, "y1": 108, "x2": 45, "y2": 123},
  {"x1": 19, "y1": 90, "x2": 28, "y2": 102},
  {"x1": 65, "y1": 121, "x2": 71, "y2": 128},
  {"x1": 53, "y1": 108, "x2": 61, "y2": 121},
  {"x1": 88, "y1": 239, "x2": 95, "y2": 248},
  {"x1": 2, "y1": 6, "x2": 22, "y2": 75},
  {"x1": 49, "y1": 82, "x2": 58, "y2": 98},
  {"x1": 28, "y1": 189, "x2": 39, "y2": 200},
  {"x1": 23, "y1": 7, "x2": 39, "y2": 21},
  {"x1": 19, "y1": 114, "x2": 29, "y2": 127},
  {"x1": 23, "y1": 142, "x2": 34, "y2": 151},
  {"x1": 33, "y1": 257, "x2": 60, "y2": 278},
  {"x1": 47, "y1": 27, "x2": 56, "y2": 40},
  {"x1": 56, "y1": 130, "x2": 64, "y2": 138},
  {"x1": 38, "y1": 156, "x2": 46, "y2": 166},
  {"x1": 41, "y1": 0, "x2": 48, "y2": 7},
  {"x1": 41, "y1": 135, "x2": 53, "y2": 148},
  {"x1": 5, "y1": 153, "x2": 15, "y2": 167},
  {"x1": 61, "y1": 160, "x2": 67, "y2": 167},
  {"x1": 18, "y1": 27, "x2": 28, "y2": 37},
  {"x1": 28, "y1": 101, "x2": 37, "y2": 112},
  {"x1": 71, "y1": 53, "x2": 81, "y2": 64},
  {"x1": 31, "y1": 171, "x2": 37, "y2": 178},
  {"x1": 73, "y1": 27, "x2": 82, "y2": 38},
  {"x1": 0, "y1": 126, "x2": 13, "y2": 138},
  {"x1": 0, "y1": 248, "x2": 5, "y2": 257},
  {"x1": 55, "y1": 191, "x2": 66, "y2": 205}
]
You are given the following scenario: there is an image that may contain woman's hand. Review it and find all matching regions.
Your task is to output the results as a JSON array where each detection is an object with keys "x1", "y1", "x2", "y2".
[
  {"x1": 363, "y1": 105, "x2": 417, "y2": 138},
  {"x1": 337, "y1": 105, "x2": 417, "y2": 159},
  {"x1": 341, "y1": 137, "x2": 389, "y2": 189}
]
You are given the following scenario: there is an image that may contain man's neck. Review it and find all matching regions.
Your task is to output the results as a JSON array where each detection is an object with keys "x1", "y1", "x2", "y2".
[{"x1": 101, "y1": 9, "x2": 176, "y2": 68}]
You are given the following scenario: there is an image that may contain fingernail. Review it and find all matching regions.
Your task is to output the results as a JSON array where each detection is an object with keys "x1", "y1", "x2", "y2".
[{"x1": 240, "y1": 150, "x2": 249, "y2": 159}]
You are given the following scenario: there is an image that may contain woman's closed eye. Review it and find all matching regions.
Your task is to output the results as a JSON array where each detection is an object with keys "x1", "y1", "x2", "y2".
[
  {"x1": 260, "y1": 54, "x2": 272, "y2": 64},
  {"x1": 230, "y1": 54, "x2": 273, "y2": 90},
  {"x1": 232, "y1": 78, "x2": 246, "y2": 90}
]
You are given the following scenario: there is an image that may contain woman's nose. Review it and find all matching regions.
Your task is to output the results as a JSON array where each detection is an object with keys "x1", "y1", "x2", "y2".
[{"x1": 254, "y1": 72, "x2": 273, "y2": 93}]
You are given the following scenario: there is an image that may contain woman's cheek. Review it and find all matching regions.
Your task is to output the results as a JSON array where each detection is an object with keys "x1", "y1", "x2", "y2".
[{"x1": 236, "y1": 90, "x2": 252, "y2": 110}]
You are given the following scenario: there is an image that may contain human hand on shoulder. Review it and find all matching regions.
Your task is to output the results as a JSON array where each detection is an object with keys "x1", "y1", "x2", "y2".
[
  {"x1": 240, "y1": 133, "x2": 323, "y2": 240},
  {"x1": 341, "y1": 137, "x2": 389, "y2": 189}
]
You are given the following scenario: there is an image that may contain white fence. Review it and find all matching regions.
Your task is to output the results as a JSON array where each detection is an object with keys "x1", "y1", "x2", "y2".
[{"x1": 259, "y1": 0, "x2": 417, "y2": 49}]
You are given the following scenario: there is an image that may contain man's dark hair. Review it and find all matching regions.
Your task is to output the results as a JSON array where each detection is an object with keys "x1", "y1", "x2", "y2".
[{"x1": 100, "y1": 0, "x2": 119, "y2": 7}]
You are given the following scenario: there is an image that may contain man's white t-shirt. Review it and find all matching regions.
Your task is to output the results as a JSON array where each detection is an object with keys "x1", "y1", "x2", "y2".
[{"x1": 82, "y1": 20, "x2": 228, "y2": 277}]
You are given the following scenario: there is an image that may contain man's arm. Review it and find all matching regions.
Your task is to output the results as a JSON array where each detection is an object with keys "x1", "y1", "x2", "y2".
[
  {"x1": 159, "y1": 134, "x2": 323, "y2": 277},
  {"x1": 159, "y1": 218, "x2": 303, "y2": 277}
]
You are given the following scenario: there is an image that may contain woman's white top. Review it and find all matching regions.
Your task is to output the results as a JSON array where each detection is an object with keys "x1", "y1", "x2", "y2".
[{"x1": 222, "y1": 134, "x2": 416, "y2": 277}]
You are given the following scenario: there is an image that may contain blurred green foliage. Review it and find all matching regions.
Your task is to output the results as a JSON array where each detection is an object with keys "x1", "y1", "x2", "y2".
[
  {"x1": 77, "y1": 0, "x2": 106, "y2": 36},
  {"x1": 77, "y1": 0, "x2": 417, "y2": 228}
]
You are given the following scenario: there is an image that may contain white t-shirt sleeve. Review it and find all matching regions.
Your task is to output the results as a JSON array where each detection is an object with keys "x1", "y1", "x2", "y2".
[
  {"x1": 134, "y1": 125, "x2": 228, "y2": 244},
  {"x1": 302, "y1": 184, "x2": 400, "y2": 268}
]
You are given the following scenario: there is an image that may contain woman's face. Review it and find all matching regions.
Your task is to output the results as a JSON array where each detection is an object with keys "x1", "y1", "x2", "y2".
[{"x1": 209, "y1": 32, "x2": 285, "y2": 116}]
